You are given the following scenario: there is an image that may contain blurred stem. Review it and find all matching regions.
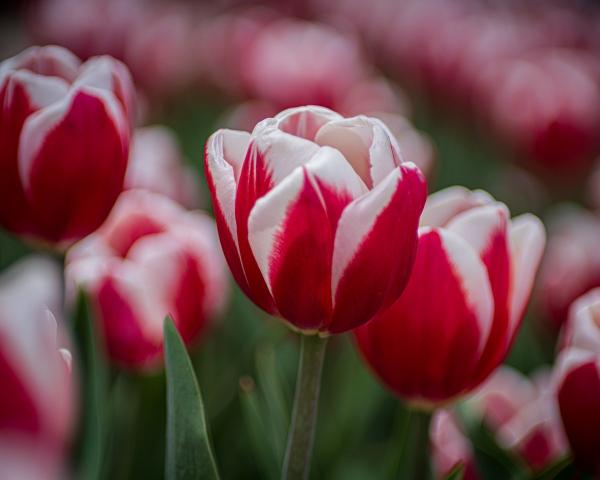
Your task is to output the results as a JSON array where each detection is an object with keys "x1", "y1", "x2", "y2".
[
  {"x1": 281, "y1": 334, "x2": 328, "y2": 480},
  {"x1": 396, "y1": 408, "x2": 433, "y2": 480}
]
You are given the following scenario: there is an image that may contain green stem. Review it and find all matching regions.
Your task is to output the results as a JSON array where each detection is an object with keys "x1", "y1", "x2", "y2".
[
  {"x1": 281, "y1": 334, "x2": 328, "y2": 480},
  {"x1": 396, "y1": 407, "x2": 433, "y2": 480}
]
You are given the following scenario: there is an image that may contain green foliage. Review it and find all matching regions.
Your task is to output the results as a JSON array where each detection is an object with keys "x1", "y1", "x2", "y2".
[{"x1": 164, "y1": 316, "x2": 220, "y2": 480}]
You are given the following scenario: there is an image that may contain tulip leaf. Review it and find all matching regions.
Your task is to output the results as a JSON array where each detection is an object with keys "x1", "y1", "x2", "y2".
[
  {"x1": 444, "y1": 464, "x2": 465, "y2": 480},
  {"x1": 531, "y1": 456, "x2": 574, "y2": 480},
  {"x1": 71, "y1": 290, "x2": 109, "y2": 480},
  {"x1": 164, "y1": 316, "x2": 220, "y2": 480}
]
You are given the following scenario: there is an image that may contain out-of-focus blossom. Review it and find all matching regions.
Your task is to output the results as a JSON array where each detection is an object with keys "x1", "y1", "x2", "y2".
[
  {"x1": 587, "y1": 161, "x2": 600, "y2": 210},
  {"x1": 468, "y1": 367, "x2": 568, "y2": 471},
  {"x1": 356, "y1": 186, "x2": 545, "y2": 405},
  {"x1": 0, "y1": 256, "x2": 75, "y2": 479},
  {"x1": 537, "y1": 207, "x2": 600, "y2": 331},
  {"x1": 431, "y1": 410, "x2": 479, "y2": 480},
  {"x1": 487, "y1": 53, "x2": 600, "y2": 175},
  {"x1": 66, "y1": 190, "x2": 228, "y2": 370},
  {"x1": 205, "y1": 106, "x2": 426, "y2": 334},
  {"x1": 0, "y1": 45, "x2": 134, "y2": 248},
  {"x1": 241, "y1": 20, "x2": 368, "y2": 110},
  {"x1": 334, "y1": 77, "x2": 410, "y2": 118},
  {"x1": 126, "y1": 126, "x2": 201, "y2": 209},
  {"x1": 554, "y1": 289, "x2": 600, "y2": 474}
]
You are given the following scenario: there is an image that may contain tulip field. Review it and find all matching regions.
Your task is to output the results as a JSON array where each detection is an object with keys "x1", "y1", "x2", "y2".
[{"x1": 2, "y1": 1, "x2": 600, "y2": 479}]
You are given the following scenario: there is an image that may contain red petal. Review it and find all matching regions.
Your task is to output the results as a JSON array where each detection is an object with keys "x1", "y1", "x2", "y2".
[
  {"x1": 329, "y1": 163, "x2": 426, "y2": 333},
  {"x1": 20, "y1": 89, "x2": 128, "y2": 244},
  {"x1": 355, "y1": 229, "x2": 492, "y2": 403}
]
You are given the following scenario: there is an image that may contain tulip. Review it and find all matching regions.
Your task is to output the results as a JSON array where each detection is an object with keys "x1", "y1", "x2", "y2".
[
  {"x1": 356, "y1": 186, "x2": 546, "y2": 406},
  {"x1": 205, "y1": 105, "x2": 426, "y2": 334},
  {"x1": 537, "y1": 207, "x2": 600, "y2": 330},
  {"x1": 554, "y1": 288, "x2": 600, "y2": 474},
  {"x1": 0, "y1": 45, "x2": 134, "y2": 247},
  {"x1": 431, "y1": 410, "x2": 479, "y2": 480},
  {"x1": 126, "y1": 125, "x2": 201, "y2": 208},
  {"x1": 0, "y1": 256, "x2": 75, "y2": 479},
  {"x1": 206, "y1": 105, "x2": 426, "y2": 479},
  {"x1": 468, "y1": 367, "x2": 568, "y2": 471},
  {"x1": 66, "y1": 190, "x2": 228, "y2": 370}
]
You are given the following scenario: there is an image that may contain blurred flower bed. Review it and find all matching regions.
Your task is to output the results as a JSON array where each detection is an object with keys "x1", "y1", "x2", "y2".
[{"x1": 2, "y1": 0, "x2": 600, "y2": 479}]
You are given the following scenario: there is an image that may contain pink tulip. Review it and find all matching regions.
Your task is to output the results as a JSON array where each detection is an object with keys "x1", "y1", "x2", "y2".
[
  {"x1": 537, "y1": 207, "x2": 600, "y2": 330},
  {"x1": 205, "y1": 106, "x2": 426, "y2": 334},
  {"x1": 0, "y1": 256, "x2": 75, "y2": 479},
  {"x1": 554, "y1": 288, "x2": 600, "y2": 473},
  {"x1": 431, "y1": 410, "x2": 479, "y2": 480},
  {"x1": 0, "y1": 45, "x2": 134, "y2": 247},
  {"x1": 356, "y1": 186, "x2": 545, "y2": 405},
  {"x1": 66, "y1": 190, "x2": 228, "y2": 370},
  {"x1": 125, "y1": 126, "x2": 201, "y2": 209},
  {"x1": 468, "y1": 367, "x2": 568, "y2": 471}
]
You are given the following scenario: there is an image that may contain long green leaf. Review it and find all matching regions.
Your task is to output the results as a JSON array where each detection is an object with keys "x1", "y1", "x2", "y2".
[
  {"x1": 71, "y1": 290, "x2": 109, "y2": 480},
  {"x1": 164, "y1": 316, "x2": 220, "y2": 480}
]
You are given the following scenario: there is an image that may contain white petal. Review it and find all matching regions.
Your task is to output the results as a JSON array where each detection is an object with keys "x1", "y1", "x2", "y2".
[
  {"x1": 420, "y1": 186, "x2": 495, "y2": 227},
  {"x1": 508, "y1": 214, "x2": 546, "y2": 333}
]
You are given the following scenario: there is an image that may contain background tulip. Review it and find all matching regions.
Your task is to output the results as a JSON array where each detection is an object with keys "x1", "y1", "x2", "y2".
[
  {"x1": 467, "y1": 367, "x2": 568, "y2": 471},
  {"x1": 66, "y1": 190, "x2": 228, "y2": 370},
  {"x1": 0, "y1": 256, "x2": 75, "y2": 479},
  {"x1": 0, "y1": 45, "x2": 133, "y2": 247},
  {"x1": 537, "y1": 207, "x2": 600, "y2": 331},
  {"x1": 125, "y1": 125, "x2": 201, "y2": 209},
  {"x1": 205, "y1": 105, "x2": 426, "y2": 334},
  {"x1": 430, "y1": 410, "x2": 479, "y2": 480},
  {"x1": 554, "y1": 288, "x2": 600, "y2": 474},
  {"x1": 356, "y1": 186, "x2": 546, "y2": 405}
]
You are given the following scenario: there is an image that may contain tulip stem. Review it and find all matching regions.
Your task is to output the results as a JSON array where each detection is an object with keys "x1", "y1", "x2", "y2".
[
  {"x1": 282, "y1": 334, "x2": 328, "y2": 480},
  {"x1": 408, "y1": 408, "x2": 433, "y2": 480}
]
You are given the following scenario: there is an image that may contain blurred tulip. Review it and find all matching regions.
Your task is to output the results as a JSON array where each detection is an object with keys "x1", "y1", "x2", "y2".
[
  {"x1": 66, "y1": 190, "x2": 228, "y2": 370},
  {"x1": 468, "y1": 367, "x2": 568, "y2": 471},
  {"x1": 241, "y1": 20, "x2": 367, "y2": 110},
  {"x1": 554, "y1": 288, "x2": 600, "y2": 474},
  {"x1": 587, "y1": 161, "x2": 600, "y2": 211},
  {"x1": 431, "y1": 410, "x2": 479, "y2": 480},
  {"x1": 126, "y1": 126, "x2": 201, "y2": 209},
  {"x1": 205, "y1": 105, "x2": 426, "y2": 334},
  {"x1": 0, "y1": 45, "x2": 134, "y2": 248},
  {"x1": 537, "y1": 207, "x2": 600, "y2": 331},
  {"x1": 356, "y1": 186, "x2": 545, "y2": 405},
  {"x1": 0, "y1": 256, "x2": 75, "y2": 479}
]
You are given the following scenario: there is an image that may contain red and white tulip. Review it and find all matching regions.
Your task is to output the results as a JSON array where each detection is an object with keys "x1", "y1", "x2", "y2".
[
  {"x1": 66, "y1": 190, "x2": 228, "y2": 370},
  {"x1": 355, "y1": 186, "x2": 545, "y2": 405},
  {"x1": 126, "y1": 125, "x2": 201, "y2": 209},
  {"x1": 0, "y1": 256, "x2": 75, "y2": 479},
  {"x1": 205, "y1": 105, "x2": 426, "y2": 334},
  {"x1": 0, "y1": 45, "x2": 134, "y2": 247},
  {"x1": 468, "y1": 367, "x2": 568, "y2": 471},
  {"x1": 554, "y1": 288, "x2": 600, "y2": 474}
]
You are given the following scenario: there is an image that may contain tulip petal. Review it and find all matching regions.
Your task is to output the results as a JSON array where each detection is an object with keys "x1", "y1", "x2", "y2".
[
  {"x1": 508, "y1": 214, "x2": 546, "y2": 336},
  {"x1": 18, "y1": 87, "x2": 129, "y2": 244},
  {"x1": 263, "y1": 104, "x2": 342, "y2": 141},
  {"x1": 0, "y1": 45, "x2": 80, "y2": 82},
  {"x1": 205, "y1": 129, "x2": 250, "y2": 295},
  {"x1": 315, "y1": 116, "x2": 402, "y2": 188},
  {"x1": 356, "y1": 228, "x2": 494, "y2": 402},
  {"x1": 0, "y1": 71, "x2": 69, "y2": 234},
  {"x1": 420, "y1": 186, "x2": 495, "y2": 228},
  {"x1": 446, "y1": 204, "x2": 513, "y2": 384},
  {"x1": 329, "y1": 162, "x2": 426, "y2": 333},
  {"x1": 248, "y1": 166, "x2": 333, "y2": 331}
]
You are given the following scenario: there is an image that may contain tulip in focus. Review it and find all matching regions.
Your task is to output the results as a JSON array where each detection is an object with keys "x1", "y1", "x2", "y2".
[
  {"x1": 537, "y1": 207, "x2": 600, "y2": 331},
  {"x1": 205, "y1": 105, "x2": 426, "y2": 334},
  {"x1": 431, "y1": 410, "x2": 479, "y2": 480},
  {"x1": 126, "y1": 125, "x2": 201, "y2": 208},
  {"x1": 0, "y1": 45, "x2": 134, "y2": 247},
  {"x1": 554, "y1": 288, "x2": 600, "y2": 474},
  {"x1": 468, "y1": 367, "x2": 568, "y2": 471},
  {"x1": 0, "y1": 256, "x2": 75, "y2": 480},
  {"x1": 356, "y1": 186, "x2": 546, "y2": 405},
  {"x1": 66, "y1": 190, "x2": 228, "y2": 370}
]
